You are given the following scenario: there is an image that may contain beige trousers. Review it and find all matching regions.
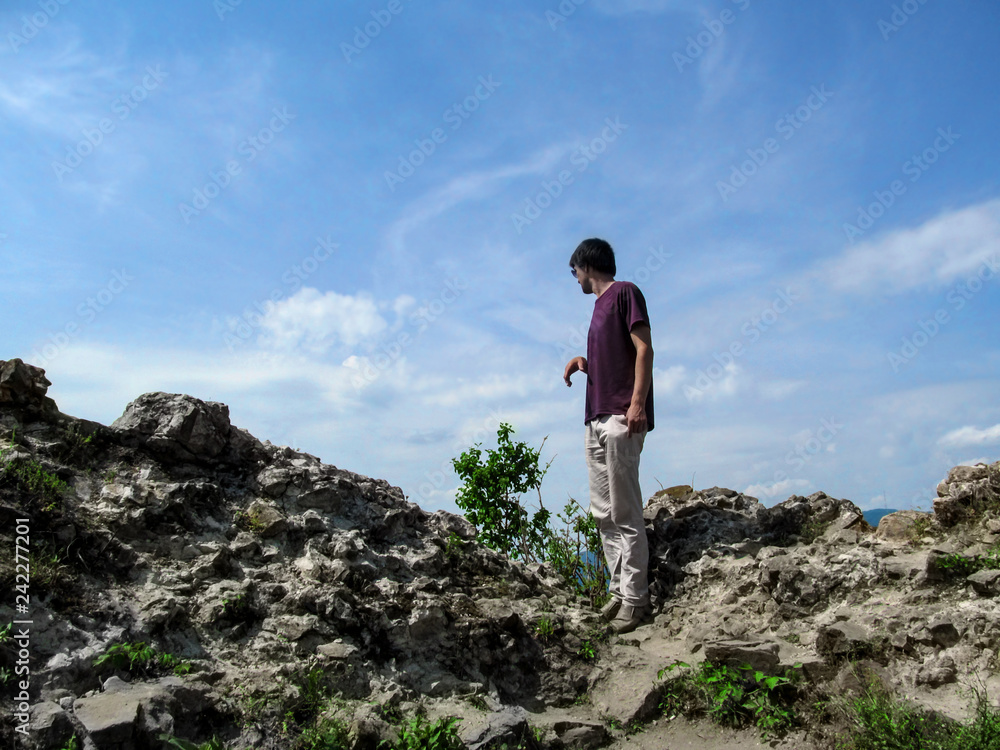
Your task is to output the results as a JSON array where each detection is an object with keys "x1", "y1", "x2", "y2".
[{"x1": 585, "y1": 414, "x2": 649, "y2": 607}]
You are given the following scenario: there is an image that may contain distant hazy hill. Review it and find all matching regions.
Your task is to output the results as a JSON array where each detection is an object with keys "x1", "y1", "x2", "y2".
[{"x1": 863, "y1": 508, "x2": 900, "y2": 527}]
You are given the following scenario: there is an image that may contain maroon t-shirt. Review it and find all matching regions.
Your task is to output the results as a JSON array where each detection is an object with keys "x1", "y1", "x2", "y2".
[{"x1": 585, "y1": 281, "x2": 654, "y2": 431}]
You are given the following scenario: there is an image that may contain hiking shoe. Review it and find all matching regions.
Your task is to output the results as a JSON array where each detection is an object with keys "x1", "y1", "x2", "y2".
[
  {"x1": 611, "y1": 603, "x2": 651, "y2": 634},
  {"x1": 599, "y1": 597, "x2": 622, "y2": 622}
]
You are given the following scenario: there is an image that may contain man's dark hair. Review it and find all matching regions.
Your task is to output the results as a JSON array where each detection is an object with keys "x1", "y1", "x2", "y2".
[{"x1": 569, "y1": 238, "x2": 616, "y2": 276}]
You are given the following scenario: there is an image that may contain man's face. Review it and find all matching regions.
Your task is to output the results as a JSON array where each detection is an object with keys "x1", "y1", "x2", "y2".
[{"x1": 571, "y1": 265, "x2": 595, "y2": 294}]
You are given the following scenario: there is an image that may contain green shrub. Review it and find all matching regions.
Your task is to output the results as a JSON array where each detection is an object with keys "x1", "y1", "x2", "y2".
[
  {"x1": 658, "y1": 660, "x2": 799, "y2": 737},
  {"x1": 452, "y1": 423, "x2": 551, "y2": 561},
  {"x1": 935, "y1": 546, "x2": 1000, "y2": 579},
  {"x1": 836, "y1": 670, "x2": 1000, "y2": 750},
  {"x1": 292, "y1": 716, "x2": 352, "y2": 750},
  {"x1": 534, "y1": 616, "x2": 556, "y2": 642},
  {"x1": 383, "y1": 715, "x2": 464, "y2": 750},
  {"x1": 218, "y1": 592, "x2": 255, "y2": 624},
  {"x1": 93, "y1": 642, "x2": 192, "y2": 677},
  {"x1": 452, "y1": 424, "x2": 609, "y2": 605}
]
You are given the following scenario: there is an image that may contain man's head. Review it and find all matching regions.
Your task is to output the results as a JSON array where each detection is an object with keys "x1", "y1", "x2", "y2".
[{"x1": 569, "y1": 238, "x2": 616, "y2": 277}]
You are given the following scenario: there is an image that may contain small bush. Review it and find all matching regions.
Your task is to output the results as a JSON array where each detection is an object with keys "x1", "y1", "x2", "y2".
[
  {"x1": 533, "y1": 616, "x2": 556, "y2": 642},
  {"x1": 658, "y1": 660, "x2": 799, "y2": 738},
  {"x1": 93, "y1": 642, "x2": 192, "y2": 677},
  {"x1": 835, "y1": 669, "x2": 1000, "y2": 750},
  {"x1": 452, "y1": 424, "x2": 609, "y2": 606},
  {"x1": 218, "y1": 592, "x2": 255, "y2": 625},
  {"x1": 935, "y1": 548, "x2": 1000, "y2": 579},
  {"x1": 383, "y1": 715, "x2": 464, "y2": 750}
]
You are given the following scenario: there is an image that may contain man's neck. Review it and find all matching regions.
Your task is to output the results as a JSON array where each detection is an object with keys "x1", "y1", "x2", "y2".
[{"x1": 592, "y1": 276, "x2": 616, "y2": 298}]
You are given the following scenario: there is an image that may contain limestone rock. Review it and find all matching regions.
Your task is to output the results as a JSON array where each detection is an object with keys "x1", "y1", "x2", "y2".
[
  {"x1": 934, "y1": 462, "x2": 1000, "y2": 526},
  {"x1": 875, "y1": 511, "x2": 933, "y2": 543},
  {"x1": 968, "y1": 569, "x2": 1000, "y2": 597},
  {"x1": 26, "y1": 701, "x2": 75, "y2": 750},
  {"x1": 111, "y1": 392, "x2": 265, "y2": 466},
  {"x1": 703, "y1": 639, "x2": 780, "y2": 672},
  {"x1": 0, "y1": 358, "x2": 58, "y2": 412}
]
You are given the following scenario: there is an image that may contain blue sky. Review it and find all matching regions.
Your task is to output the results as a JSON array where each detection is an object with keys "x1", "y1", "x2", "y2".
[{"x1": 4, "y1": 0, "x2": 999, "y2": 516}]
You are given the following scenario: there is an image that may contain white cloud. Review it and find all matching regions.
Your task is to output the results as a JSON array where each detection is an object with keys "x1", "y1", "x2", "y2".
[
  {"x1": 258, "y1": 287, "x2": 391, "y2": 353},
  {"x1": 759, "y1": 379, "x2": 807, "y2": 401},
  {"x1": 823, "y1": 199, "x2": 1000, "y2": 294},
  {"x1": 654, "y1": 365, "x2": 687, "y2": 394},
  {"x1": 744, "y1": 478, "x2": 811, "y2": 499},
  {"x1": 384, "y1": 146, "x2": 569, "y2": 260},
  {"x1": 938, "y1": 424, "x2": 1000, "y2": 449},
  {"x1": 683, "y1": 362, "x2": 743, "y2": 403}
]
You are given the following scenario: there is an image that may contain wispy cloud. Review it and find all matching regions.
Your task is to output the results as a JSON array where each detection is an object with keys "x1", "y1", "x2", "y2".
[
  {"x1": 821, "y1": 198, "x2": 1000, "y2": 294},
  {"x1": 939, "y1": 424, "x2": 1000, "y2": 449}
]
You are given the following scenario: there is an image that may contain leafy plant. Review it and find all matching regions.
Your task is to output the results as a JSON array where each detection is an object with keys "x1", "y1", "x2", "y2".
[
  {"x1": 55, "y1": 424, "x2": 95, "y2": 465},
  {"x1": 452, "y1": 424, "x2": 610, "y2": 605},
  {"x1": 835, "y1": 669, "x2": 1000, "y2": 750},
  {"x1": 59, "y1": 737, "x2": 80, "y2": 750},
  {"x1": 657, "y1": 660, "x2": 799, "y2": 737},
  {"x1": 218, "y1": 592, "x2": 254, "y2": 624},
  {"x1": 93, "y1": 641, "x2": 192, "y2": 677},
  {"x1": 935, "y1": 547, "x2": 1000, "y2": 579},
  {"x1": 0, "y1": 454, "x2": 69, "y2": 508},
  {"x1": 444, "y1": 532, "x2": 465, "y2": 561},
  {"x1": 534, "y1": 616, "x2": 556, "y2": 641},
  {"x1": 578, "y1": 639, "x2": 597, "y2": 661},
  {"x1": 382, "y1": 715, "x2": 464, "y2": 750},
  {"x1": 234, "y1": 508, "x2": 269, "y2": 536},
  {"x1": 452, "y1": 423, "x2": 552, "y2": 561},
  {"x1": 292, "y1": 716, "x2": 352, "y2": 750}
]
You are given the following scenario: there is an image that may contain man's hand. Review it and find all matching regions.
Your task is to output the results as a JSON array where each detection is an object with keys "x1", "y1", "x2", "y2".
[
  {"x1": 563, "y1": 356, "x2": 587, "y2": 386},
  {"x1": 625, "y1": 402, "x2": 647, "y2": 437}
]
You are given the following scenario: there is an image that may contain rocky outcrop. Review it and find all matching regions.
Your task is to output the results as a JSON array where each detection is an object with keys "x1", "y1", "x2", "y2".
[
  {"x1": 0, "y1": 363, "x2": 597, "y2": 749},
  {"x1": 0, "y1": 358, "x2": 58, "y2": 414},
  {"x1": 1, "y1": 360, "x2": 998, "y2": 749},
  {"x1": 934, "y1": 463, "x2": 1000, "y2": 526}
]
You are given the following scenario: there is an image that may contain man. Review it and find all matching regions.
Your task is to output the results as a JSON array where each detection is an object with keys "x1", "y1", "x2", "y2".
[{"x1": 563, "y1": 238, "x2": 654, "y2": 634}]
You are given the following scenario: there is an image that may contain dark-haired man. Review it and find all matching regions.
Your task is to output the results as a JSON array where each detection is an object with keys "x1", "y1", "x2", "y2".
[{"x1": 563, "y1": 238, "x2": 654, "y2": 634}]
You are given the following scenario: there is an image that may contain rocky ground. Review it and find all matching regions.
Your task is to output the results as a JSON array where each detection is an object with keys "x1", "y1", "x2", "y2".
[{"x1": 1, "y1": 357, "x2": 999, "y2": 749}]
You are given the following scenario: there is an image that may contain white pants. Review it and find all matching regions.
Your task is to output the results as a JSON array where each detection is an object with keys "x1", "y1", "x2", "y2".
[{"x1": 585, "y1": 414, "x2": 649, "y2": 607}]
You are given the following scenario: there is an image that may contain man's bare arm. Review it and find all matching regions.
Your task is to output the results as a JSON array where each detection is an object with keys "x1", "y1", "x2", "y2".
[
  {"x1": 563, "y1": 356, "x2": 587, "y2": 386},
  {"x1": 626, "y1": 324, "x2": 653, "y2": 436}
]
